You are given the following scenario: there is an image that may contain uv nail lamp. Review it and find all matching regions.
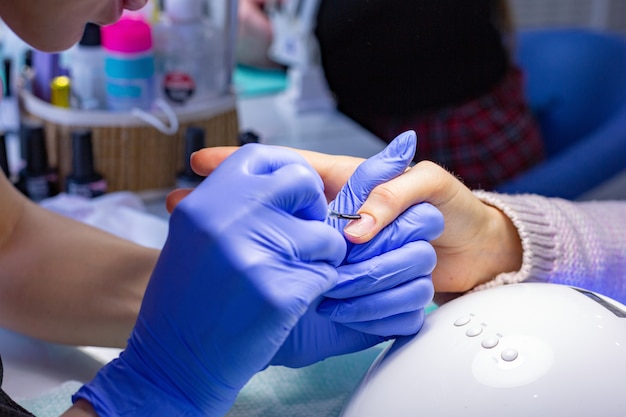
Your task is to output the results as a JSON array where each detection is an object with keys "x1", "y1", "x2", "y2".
[{"x1": 340, "y1": 283, "x2": 626, "y2": 417}]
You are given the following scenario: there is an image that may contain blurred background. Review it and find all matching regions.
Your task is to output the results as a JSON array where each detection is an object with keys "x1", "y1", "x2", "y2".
[
  {"x1": 510, "y1": 0, "x2": 626, "y2": 34},
  {"x1": 509, "y1": 0, "x2": 626, "y2": 200}
]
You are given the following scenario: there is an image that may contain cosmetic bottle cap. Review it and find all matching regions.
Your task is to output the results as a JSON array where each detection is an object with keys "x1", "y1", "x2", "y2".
[
  {"x1": 164, "y1": 0, "x2": 204, "y2": 22},
  {"x1": 70, "y1": 130, "x2": 97, "y2": 179},
  {"x1": 182, "y1": 126, "x2": 205, "y2": 177},
  {"x1": 3, "y1": 58, "x2": 12, "y2": 97},
  {"x1": 238, "y1": 130, "x2": 260, "y2": 145},
  {"x1": 50, "y1": 76, "x2": 71, "y2": 108},
  {"x1": 79, "y1": 23, "x2": 102, "y2": 47},
  {"x1": 101, "y1": 16, "x2": 153, "y2": 53},
  {"x1": 176, "y1": 127, "x2": 205, "y2": 188},
  {"x1": 22, "y1": 121, "x2": 49, "y2": 176},
  {"x1": 0, "y1": 132, "x2": 9, "y2": 178},
  {"x1": 23, "y1": 49, "x2": 33, "y2": 68}
]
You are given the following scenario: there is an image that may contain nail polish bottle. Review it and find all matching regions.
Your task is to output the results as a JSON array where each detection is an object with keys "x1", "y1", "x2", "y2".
[
  {"x1": 66, "y1": 130, "x2": 107, "y2": 198},
  {"x1": 3, "y1": 58, "x2": 12, "y2": 98},
  {"x1": 102, "y1": 16, "x2": 155, "y2": 111},
  {"x1": 20, "y1": 49, "x2": 35, "y2": 94},
  {"x1": 16, "y1": 121, "x2": 59, "y2": 202},
  {"x1": 238, "y1": 129, "x2": 260, "y2": 145},
  {"x1": 32, "y1": 50, "x2": 65, "y2": 103},
  {"x1": 153, "y1": 0, "x2": 224, "y2": 105},
  {"x1": 176, "y1": 126, "x2": 206, "y2": 188},
  {"x1": 0, "y1": 132, "x2": 10, "y2": 179},
  {"x1": 70, "y1": 23, "x2": 107, "y2": 110}
]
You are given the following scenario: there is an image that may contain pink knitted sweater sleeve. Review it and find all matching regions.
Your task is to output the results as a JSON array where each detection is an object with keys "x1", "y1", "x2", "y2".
[{"x1": 472, "y1": 191, "x2": 626, "y2": 304}]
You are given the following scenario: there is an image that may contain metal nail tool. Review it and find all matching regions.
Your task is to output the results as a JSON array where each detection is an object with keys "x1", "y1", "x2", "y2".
[{"x1": 327, "y1": 209, "x2": 362, "y2": 220}]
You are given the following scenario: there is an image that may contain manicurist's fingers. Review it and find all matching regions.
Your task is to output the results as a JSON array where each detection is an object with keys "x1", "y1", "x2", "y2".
[
  {"x1": 295, "y1": 150, "x2": 365, "y2": 201},
  {"x1": 191, "y1": 146, "x2": 366, "y2": 202}
]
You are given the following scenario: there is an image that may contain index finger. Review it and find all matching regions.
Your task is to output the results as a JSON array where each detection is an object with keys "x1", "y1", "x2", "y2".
[{"x1": 191, "y1": 146, "x2": 366, "y2": 202}]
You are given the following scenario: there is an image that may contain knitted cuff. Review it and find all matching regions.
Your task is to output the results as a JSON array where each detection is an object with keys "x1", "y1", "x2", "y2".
[{"x1": 470, "y1": 190, "x2": 558, "y2": 291}]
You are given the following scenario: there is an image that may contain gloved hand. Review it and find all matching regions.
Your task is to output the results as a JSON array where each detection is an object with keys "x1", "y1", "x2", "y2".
[
  {"x1": 271, "y1": 131, "x2": 444, "y2": 367},
  {"x1": 72, "y1": 144, "x2": 347, "y2": 417}
]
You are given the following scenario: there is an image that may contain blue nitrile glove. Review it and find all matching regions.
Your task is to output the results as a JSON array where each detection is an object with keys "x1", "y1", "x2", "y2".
[
  {"x1": 270, "y1": 131, "x2": 444, "y2": 368},
  {"x1": 321, "y1": 131, "x2": 444, "y2": 335},
  {"x1": 72, "y1": 144, "x2": 347, "y2": 417}
]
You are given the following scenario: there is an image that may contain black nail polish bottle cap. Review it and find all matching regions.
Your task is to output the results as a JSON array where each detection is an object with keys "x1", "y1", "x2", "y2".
[
  {"x1": 23, "y1": 122, "x2": 49, "y2": 176},
  {"x1": 0, "y1": 132, "x2": 9, "y2": 177},
  {"x1": 181, "y1": 126, "x2": 205, "y2": 178},
  {"x1": 3, "y1": 58, "x2": 12, "y2": 97},
  {"x1": 71, "y1": 130, "x2": 95, "y2": 177},
  {"x1": 79, "y1": 23, "x2": 102, "y2": 47},
  {"x1": 238, "y1": 129, "x2": 260, "y2": 145},
  {"x1": 69, "y1": 129, "x2": 101, "y2": 181}
]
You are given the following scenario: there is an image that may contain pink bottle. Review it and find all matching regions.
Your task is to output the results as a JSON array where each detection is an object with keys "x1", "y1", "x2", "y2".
[{"x1": 101, "y1": 16, "x2": 155, "y2": 111}]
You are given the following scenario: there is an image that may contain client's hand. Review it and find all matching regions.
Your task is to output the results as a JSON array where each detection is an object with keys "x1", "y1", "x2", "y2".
[
  {"x1": 165, "y1": 147, "x2": 361, "y2": 211},
  {"x1": 271, "y1": 132, "x2": 443, "y2": 368},
  {"x1": 322, "y1": 131, "x2": 443, "y2": 334},
  {"x1": 176, "y1": 142, "x2": 523, "y2": 294},
  {"x1": 73, "y1": 145, "x2": 346, "y2": 416},
  {"x1": 351, "y1": 159, "x2": 523, "y2": 293}
]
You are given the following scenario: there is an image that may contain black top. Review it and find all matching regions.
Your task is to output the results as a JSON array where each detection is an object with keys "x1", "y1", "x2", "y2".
[
  {"x1": 315, "y1": 0, "x2": 509, "y2": 119},
  {"x1": 0, "y1": 356, "x2": 36, "y2": 417}
]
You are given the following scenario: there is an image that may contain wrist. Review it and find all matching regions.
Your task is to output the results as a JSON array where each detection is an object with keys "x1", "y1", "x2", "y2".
[
  {"x1": 73, "y1": 330, "x2": 242, "y2": 417},
  {"x1": 62, "y1": 400, "x2": 99, "y2": 417},
  {"x1": 72, "y1": 355, "x2": 204, "y2": 417},
  {"x1": 474, "y1": 205, "x2": 523, "y2": 287}
]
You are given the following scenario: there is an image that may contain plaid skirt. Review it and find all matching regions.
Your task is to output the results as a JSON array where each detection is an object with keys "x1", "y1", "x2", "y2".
[{"x1": 364, "y1": 67, "x2": 545, "y2": 190}]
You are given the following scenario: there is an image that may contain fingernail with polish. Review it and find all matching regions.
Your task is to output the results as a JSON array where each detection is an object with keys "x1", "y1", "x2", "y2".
[{"x1": 343, "y1": 213, "x2": 375, "y2": 238}]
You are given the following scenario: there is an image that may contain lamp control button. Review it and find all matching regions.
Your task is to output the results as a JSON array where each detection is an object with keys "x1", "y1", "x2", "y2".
[
  {"x1": 465, "y1": 326, "x2": 483, "y2": 337},
  {"x1": 501, "y1": 349, "x2": 519, "y2": 362},
  {"x1": 454, "y1": 316, "x2": 471, "y2": 327},
  {"x1": 481, "y1": 337, "x2": 499, "y2": 349}
]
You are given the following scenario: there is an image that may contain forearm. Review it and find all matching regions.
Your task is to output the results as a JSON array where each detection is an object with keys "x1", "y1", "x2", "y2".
[
  {"x1": 473, "y1": 191, "x2": 626, "y2": 302},
  {"x1": 0, "y1": 194, "x2": 158, "y2": 347}
]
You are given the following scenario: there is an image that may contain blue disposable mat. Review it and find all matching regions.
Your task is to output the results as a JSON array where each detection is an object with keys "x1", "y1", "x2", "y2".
[
  {"x1": 18, "y1": 305, "x2": 438, "y2": 416},
  {"x1": 18, "y1": 346, "x2": 387, "y2": 417}
]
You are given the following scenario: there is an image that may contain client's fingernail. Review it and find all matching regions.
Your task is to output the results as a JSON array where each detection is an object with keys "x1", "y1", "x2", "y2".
[{"x1": 343, "y1": 213, "x2": 375, "y2": 238}]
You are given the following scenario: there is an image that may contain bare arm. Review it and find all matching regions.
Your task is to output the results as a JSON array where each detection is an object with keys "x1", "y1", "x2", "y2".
[{"x1": 0, "y1": 173, "x2": 158, "y2": 347}]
